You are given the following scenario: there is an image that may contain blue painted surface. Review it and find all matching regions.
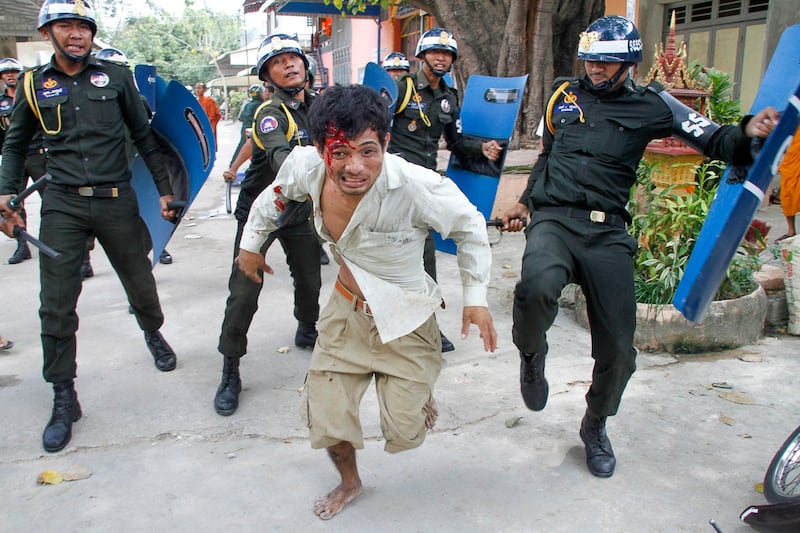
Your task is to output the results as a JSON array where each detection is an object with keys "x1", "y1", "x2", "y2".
[{"x1": 131, "y1": 79, "x2": 216, "y2": 266}]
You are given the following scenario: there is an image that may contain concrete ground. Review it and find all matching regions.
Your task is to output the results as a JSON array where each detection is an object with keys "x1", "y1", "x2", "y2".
[{"x1": 1, "y1": 120, "x2": 799, "y2": 532}]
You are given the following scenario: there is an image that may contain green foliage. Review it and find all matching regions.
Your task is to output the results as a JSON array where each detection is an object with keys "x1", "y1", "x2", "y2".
[
  {"x1": 688, "y1": 62, "x2": 742, "y2": 125},
  {"x1": 630, "y1": 160, "x2": 758, "y2": 304},
  {"x1": 228, "y1": 91, "x2": 247, "y2": 122},
  {"x1": 323, "y1": 0, "x2": 389, "y2": 15},
  {"x1": 104, "y1": 8, "x2": 242, "y2": 86}
]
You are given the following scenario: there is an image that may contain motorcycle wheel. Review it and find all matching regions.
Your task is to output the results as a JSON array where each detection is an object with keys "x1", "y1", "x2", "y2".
[{"x1": 765, "y1": 425, "x2": 800, "y2": 504}]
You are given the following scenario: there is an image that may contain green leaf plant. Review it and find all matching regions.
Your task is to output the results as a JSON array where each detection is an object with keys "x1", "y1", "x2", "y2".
[{"x1": 629, "y1": 160, "x2": 760, "y2": 305}]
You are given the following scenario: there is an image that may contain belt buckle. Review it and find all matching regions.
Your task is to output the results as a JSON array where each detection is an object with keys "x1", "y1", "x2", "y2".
[
  {"x1": 110, "y1": 187, "x2": 119, "y2": 198},
  {"x1": 357, "y1": 299, "x2": 372, "y2": 317},
  {"x1": 589, "y1": 210, "x2": 606, "y2": 223},
  {"x1": 77, "y1": 186, "x2": 93, "y2": 197}
]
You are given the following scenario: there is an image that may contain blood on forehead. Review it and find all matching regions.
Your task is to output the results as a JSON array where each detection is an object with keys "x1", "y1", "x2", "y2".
[{"x1": 323, "y1": 123, "x2": 356, "y2": 167}]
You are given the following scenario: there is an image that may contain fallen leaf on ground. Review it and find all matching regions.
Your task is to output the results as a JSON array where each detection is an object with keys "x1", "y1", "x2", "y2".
[
  {"x1": 501, "y1": 271, "x2": 518, "y2": 278},
  {"x1": 62, "y1": 464, "x2": 92, "y2": 481},
  {"x1": 755, "y1": 482, "x2": 764, "y2": 494},
  {"x1": 502, "y1": 264, "x2": 513, "y2": 269},
  {"x1": 711, "y1": 382, "x2": 733, "y2": 389},
  {"x1": 276, "y1": 346, "x2": 291, "y2": 353},
  {"x1": 719, "y1": 415, "x2": 736, "y2": 426},
  {"x1": 37, "y1": 470, "x2": 64, "y2": 485},
  {"x1": 738, "y1": 354, "x2": 763, "y2": 363},
  {"x1": 738, "y1": 433, "x2": 752, "y2": 439},
  {"x1": 719, "y1": 391, "x2": 755, "y2": 405},
  {"x1": 505, "y1": 416, "x2": 524, "y2": 428}
]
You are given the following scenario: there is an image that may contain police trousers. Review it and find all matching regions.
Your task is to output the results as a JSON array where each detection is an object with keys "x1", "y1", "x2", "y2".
[
  {"x1": 217, "y1": 217, "x2": 321, "y2": 358},
  {"x1": 39, "y1": 182, "x2": 164, "y2": 383},
  {"x1": 512, "y1": 213, "x2": 638, "y2": 418}
]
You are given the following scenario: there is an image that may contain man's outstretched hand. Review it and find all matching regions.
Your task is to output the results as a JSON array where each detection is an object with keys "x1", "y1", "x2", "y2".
[
  {"x1": 461, "y1": 306, "x2": 497, "y2": 352},
  {"x1": 235, "y1": 249, "x2": 274, "y2": 284}
]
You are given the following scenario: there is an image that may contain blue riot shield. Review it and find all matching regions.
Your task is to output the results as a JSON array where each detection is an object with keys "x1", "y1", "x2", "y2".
[
  {"x1": 363, "y1": 61, "x2": 399, "y2": 112},
  {"x1": 131, "y1": 79, "x2": 216, "y2": 266},
  {"x1": 134, "y1": 65, "x2": 158, "y2": 113},
  {"x1": 673, "y1": 25, "x2": 800, "y2": 322},
  {"x1": 434, "y1": 74, "x2": 528, "y2": 254}
]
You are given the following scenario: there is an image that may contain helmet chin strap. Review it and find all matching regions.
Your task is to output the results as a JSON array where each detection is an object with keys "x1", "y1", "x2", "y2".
[
  {"x1": 587, "y1": 62, "x2": 631, "y2": 93},
  {"x1": 48, "y1": 26, "x2": 91, "y2": 63},
  {"x1": 267, "y1": 68, "x2": 307, "y2": 96},
  {"x1": 423, "y1": 56, "x2": 450, "y2": 78}
]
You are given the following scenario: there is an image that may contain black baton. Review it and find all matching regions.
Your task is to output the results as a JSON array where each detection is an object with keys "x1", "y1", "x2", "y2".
[
  {"x1": 7, "y1": 173, "x2": 52, "y2": 211},
  {"x1": 12, "y1": 226, "x2": 61, "y2": 258}
]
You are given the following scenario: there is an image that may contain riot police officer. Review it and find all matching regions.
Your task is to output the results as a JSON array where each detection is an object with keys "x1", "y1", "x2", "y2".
[
  {"x1": 230, "y1": 83, "x2": 265, "y2": 167},
  {"x1": 387, "y1": 28, "x2": 501, "y2": 352},
  {"x1": 502, "y1": 15, "x2": 779, "y2": 478},
  {"x1": 0, "y1": 0, "x2": 180, "y2": 453},
  {"x1": 381, "y1": 51, "x2": 410, "y2": 80},
  {"x1": 214, "y1": 34, "x2": 322, "y2": 416},
  {"x1": 1, "y1": 57, "x2": 47, "y2": 265}
]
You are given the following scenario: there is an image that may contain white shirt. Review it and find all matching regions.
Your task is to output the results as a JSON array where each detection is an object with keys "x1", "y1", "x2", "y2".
[{"x1": 241, "y1": 146, "x2": 492, "y2": 343}]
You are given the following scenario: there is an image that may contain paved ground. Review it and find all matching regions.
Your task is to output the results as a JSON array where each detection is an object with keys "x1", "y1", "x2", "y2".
[{"x1": 1, "y1": 120, "x2": 799, "y2": 532}]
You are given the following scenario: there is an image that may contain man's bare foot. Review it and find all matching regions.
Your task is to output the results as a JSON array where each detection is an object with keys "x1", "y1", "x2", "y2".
[
  {"x1": 313, "y1": 482, "x2": 362, "y2": 520},
  {"x1": 424, "y1": 396, "x2": 438, "y2": 430}
]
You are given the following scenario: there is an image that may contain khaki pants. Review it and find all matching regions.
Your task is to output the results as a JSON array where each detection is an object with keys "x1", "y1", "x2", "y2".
[{"x1": 302, "y1": 289, "x2": 441, "y2": 453}]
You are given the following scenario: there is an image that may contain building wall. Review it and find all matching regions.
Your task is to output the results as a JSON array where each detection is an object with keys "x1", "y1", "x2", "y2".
[{"x1": 637, "y1": 0, "x2": 796, "y2": 112}]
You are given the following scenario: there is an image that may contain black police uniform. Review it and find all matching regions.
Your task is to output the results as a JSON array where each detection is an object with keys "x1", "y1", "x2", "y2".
[
  {"x1": 0, "y1": 55, "x2": 172, "y2": 383},
  {"x1": 1, "y1": 83, "x2": 47, "y2": 263},
  {"x1": 217, "y1": 87, "x2": 321, "y2": 358},
  {"x1": 229, "y1": 96, "x2": 262, "y2": 167},
  {"x1": 514, "y1": 76, "x2": 756, "y2": 418},
  {"x1": 387, "y1": 69, "x2": 482, "y2": 279}
]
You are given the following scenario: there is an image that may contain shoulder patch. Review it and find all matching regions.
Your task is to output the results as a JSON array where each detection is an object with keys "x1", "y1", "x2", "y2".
[{"x1": 259, "y1": 115, "x2": 279, "y2": 134}]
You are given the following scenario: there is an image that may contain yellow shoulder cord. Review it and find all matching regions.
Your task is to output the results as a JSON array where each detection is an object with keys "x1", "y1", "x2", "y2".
[
  {"x1": 545, "y1": 80, "x2": 585, "y2": 135},
  {"x1": 409, "y1": 82, "x2": 432, "y2": 127},
  {"x1": 395, "y1": 76, "x2": 414, "y2": 115},
  {"x1": 23, "y1": 70, "x2": 62, "y2": 135},
  {"x1": 251, "y1": 100, "x2": 298, "y2": 151}
]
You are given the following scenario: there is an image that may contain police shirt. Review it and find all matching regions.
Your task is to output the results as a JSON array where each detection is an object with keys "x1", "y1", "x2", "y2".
[
  {"x1": 0, "y1": 56, "x2": 170, "y2": 195},
  {"x1": 1, "y1": 84, "x2": 47, "y2": 158},
  {"x1": 235, "y1": 87, "x2": 314, "y2": 219},
  {"x1": 238, "y1": 97, "x2": 261, "y2": 135},
  {"x1": 388, "y1": 70, "x2": 482, "y2": 170},
  {"x1": 522, "y1": 77, "x2": 754, "y2": 220}
]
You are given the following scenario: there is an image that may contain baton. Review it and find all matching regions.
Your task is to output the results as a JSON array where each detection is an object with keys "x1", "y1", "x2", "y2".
[
  {"x1": 7, "y1": 173, "x2": 52, "y2": 211},
  {"x1": 166, "y1": 200, "x2": 188, "y2": 224},
  {"x1": 225, "y1": 180, "x2": 232, "y2": 214},
  {"x1": 486, "y1": 217, "x2": 528, "y2": 228},
  {"x1": 12, "y1": 225, "x2": 60, "y2": 258}
]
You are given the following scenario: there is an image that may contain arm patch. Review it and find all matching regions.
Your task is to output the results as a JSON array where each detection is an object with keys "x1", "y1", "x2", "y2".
[{"x1": 657, "y1": 89, "x2": 721, "y2": 153}]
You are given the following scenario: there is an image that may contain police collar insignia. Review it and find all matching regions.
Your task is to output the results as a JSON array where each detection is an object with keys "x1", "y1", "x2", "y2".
[
  {"x1": 90, "y1": 72, "x2": 110, "y2": 87},
  {"x1": 260, "y1": 115, "x2": 278, "y2": 134},
  {"x1": 440, "y1": 99, "x2": 450, "y2": 113}
]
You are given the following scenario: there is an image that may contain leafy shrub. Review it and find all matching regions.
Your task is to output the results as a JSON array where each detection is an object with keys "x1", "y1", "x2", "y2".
[{"x1": 629, "y1": 160, "x2": 759, "y2": 304}]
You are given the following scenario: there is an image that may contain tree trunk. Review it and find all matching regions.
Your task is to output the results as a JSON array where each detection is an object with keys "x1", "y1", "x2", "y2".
[{"x1": 409, "y1": 0, "x2": 605, "y2": 142}]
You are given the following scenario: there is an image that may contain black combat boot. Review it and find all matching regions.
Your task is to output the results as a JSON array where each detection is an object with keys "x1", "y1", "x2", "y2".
[
  {"x1": 579, "y1": 410, "x2": 616, "y2": 478},
  {"x1": 144, "y1": 330, "x2": 177, "y2": 371},
  {"x1": 294, "y1": 322, "x2": 318, "y2": 349},
  {"x1": 42, "y1": 380, "x2": 82, "y2": 453},
  {"x1": 8, "y1": 239, "x2": 31, "y2": 264},
  {"x1": 520, "y1": 346, "x2": 548, "y2": 411},
  {"x1": 214, "y1": 356, "x2": 242, "y2": 416}
]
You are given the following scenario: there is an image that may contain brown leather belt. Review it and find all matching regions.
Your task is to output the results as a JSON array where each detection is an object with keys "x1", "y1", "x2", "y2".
[{"x1": 335, "y1": 278, "x2": 372, "y2": 316}]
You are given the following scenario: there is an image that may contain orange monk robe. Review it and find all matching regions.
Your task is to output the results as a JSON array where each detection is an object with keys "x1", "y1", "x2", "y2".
[
  {"x1": 198, "y1": 95, "x2": 221, "y2": 147},
  {"x1": 779, "y1": 125, "x2": 800, "y2": 217}
]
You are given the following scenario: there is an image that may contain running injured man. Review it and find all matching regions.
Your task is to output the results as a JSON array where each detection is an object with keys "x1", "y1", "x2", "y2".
[{"x1": 236, "y1": 84, "x2": 497, "y2": 519}]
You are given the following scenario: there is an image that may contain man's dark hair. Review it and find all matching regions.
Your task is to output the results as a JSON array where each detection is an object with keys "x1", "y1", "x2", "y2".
[{"x1": 309, "y1": 84, "x2": 391, "y2": 148}]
